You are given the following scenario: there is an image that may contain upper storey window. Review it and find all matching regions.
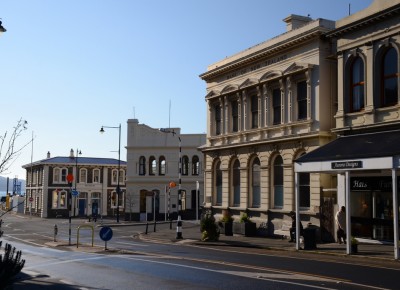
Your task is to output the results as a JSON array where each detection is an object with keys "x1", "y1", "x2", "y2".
[
  {"x1": 53, "y1": 167, "x2": 68, "y2": 184},
  {"x1": 159, "y1": 156, "x2": 166, "y2": 175},
  {"x1": 182, "y1": 155, "x2": 189, "y2": 176},
  {"x1": 231, "y1": 100, "x2": 239, "y2": 132},
  {"x1": 192, "y1": 155, "x2": 200, "y2": 175},
  {"x1": 139, "y1": 156, "x2": 146, "y2": 175},
  {"x1": 350, "y1": 56, "x2": 365, "y2": 112},
  {"x1": 381, "y1": 47, "x2": 399, "y2": 107},
  {"x1": 251, "y1": 94, "x2": 259, "y2": 129},
  {"x1": 272, "y1": 88, "x2": 281, "y2": 125},
  {"x1": 215, "y1": 105, "x2": 221, "y2": 135},
  {"x1": 149, "y1": 156, "x2": 156, "y2": 175},
  {"x1": 297, "y1": 81, "x2": 307, "y2": 120}
]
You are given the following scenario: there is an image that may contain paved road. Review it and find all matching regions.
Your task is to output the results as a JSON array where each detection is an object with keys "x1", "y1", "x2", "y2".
[{"x1": 2, "y1": 213, "x2": 400, "y2": 289}]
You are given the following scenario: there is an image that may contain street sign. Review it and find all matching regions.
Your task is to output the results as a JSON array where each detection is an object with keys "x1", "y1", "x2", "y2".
[
  {"x1": 99, "y1": 227, "x2": 113, "y2": 242},
  {"x1": 29, "y1": 197, "x2": 33, "y2": 202},
  {"x1": 71, "y1": 190, "x2": 79, "y2": 196},
  {"x1": 67, "y1": 174, "x2": 74, "y2": 183}
]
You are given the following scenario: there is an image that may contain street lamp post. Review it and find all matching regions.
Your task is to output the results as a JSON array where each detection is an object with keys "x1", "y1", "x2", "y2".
[
  {"x1": 160, "y1": 128, "x2": 183, "y2": 239},
  {"x1": 74, "y1": 149, "x2": 82, "y2": 217},
  {"x1": 100, "y1": 124, "x2": 121, "y2": 223}
]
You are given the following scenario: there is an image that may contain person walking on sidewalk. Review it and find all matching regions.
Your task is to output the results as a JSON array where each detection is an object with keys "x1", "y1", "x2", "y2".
[{"x1": 335, "y1": 206, "x2": 346, "y2": 244}]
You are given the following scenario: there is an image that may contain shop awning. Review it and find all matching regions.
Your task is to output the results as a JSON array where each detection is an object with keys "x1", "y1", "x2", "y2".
[
  {"x1": 296, "y1": 129, "x2": 400, "y2": 163},
  {"x1": 293, "y1": 129, "x2": 400, "y2": 259}
]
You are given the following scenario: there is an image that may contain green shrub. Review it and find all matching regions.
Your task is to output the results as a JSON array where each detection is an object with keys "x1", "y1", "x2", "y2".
[
  {"x1": 0, "y1": 220, "x2": 25, "y2": 288},
  {"x1": 239, "y1": 212, "x2": 252, "y2": 223},
  {"x1": 200, "y1": 214, "x2": 220, "y2": 241}
]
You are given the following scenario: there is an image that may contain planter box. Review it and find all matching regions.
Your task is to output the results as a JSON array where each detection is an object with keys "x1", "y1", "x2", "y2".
[
  {"x1": 219, "y1": 222, "x2": 233, "y2": 236},
  {"x1": 233, "y1": 222, "x2": 257, "y2": 237}
]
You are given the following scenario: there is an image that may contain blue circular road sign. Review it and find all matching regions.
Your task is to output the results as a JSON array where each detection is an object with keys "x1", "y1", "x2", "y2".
[
  {"x1": 99, "y1": 227, "x2": 113, "y2": 242},
  {"x1": 71, "y1": 190, "x2": 79, "y2": 196}
]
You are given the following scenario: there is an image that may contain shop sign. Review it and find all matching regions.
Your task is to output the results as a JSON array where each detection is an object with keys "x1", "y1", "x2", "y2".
[
  {"x1": 351, "y1": 177, "x2": 396, "y2": 191},
  {"x1": 331, "y1": 161, "x2": 363, "y2": 170}
]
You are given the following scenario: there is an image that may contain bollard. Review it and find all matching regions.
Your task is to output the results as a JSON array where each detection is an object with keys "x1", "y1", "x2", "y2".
[
  {"x1": 54, "y1": 224, "x2": 58, "y2": 242},
  {"x1": 170, "y1": 219, "x2": 172, "y2": 230},
  {"x1": 145, "y1": 222, "x2": 149, "y2": 234},
  {"x1": 153, "y1": 221, "x2": 157, "y2": 232}
]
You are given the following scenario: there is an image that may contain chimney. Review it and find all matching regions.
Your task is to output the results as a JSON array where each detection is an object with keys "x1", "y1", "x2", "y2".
[
  {"x1": 283, "y1": 14, "x2": 313, "y2": 31},
  {"x1": 47, "y1": 151, "x2": 51, "y2": 159},
  {"x1": 70, "y1": 149, "x2": 74, "y2": 158}
]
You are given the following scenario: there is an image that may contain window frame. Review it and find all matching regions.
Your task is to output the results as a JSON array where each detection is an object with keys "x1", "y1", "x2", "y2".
[
  {"x1": 159, "y1": 156, "x2": 166, "y2": 175},
  {"x1": 380, "y1": 47, "x2": 399, "y2": 107},
  {"x1": 192, "y1": 155, "x2": 200, "y2": 175},
  {"x1": 231, "y1": 100, "x2": 239, "y2": 132},
  {"x1": 79, "y1": 168, "x2": 87, "y2": 184},
  {"x1": 149, "y1": 156, "x2": 156, "y2": 175},
  {"x1": 273, "y1": 155, "x2": 284, "y2": 209},
  {"x1": 182, "y1": 155, "x2": 189, "y2": 176},
  {"x1": 349, "y1": 56, "x2": 365, "y2": 112},
  {"x1": 297, "y1": 80, "x2": 308, "y2": 120},
  {"x1": 215, "y1": 104, "x2": 222, "y2": 135},
  {"x1": 251, "y1": 94, "x2": 259, "y2": 129},
  {"x1": 139, "y1": 156, "x2": 146, "y2": 176},
  {"x1": 93, "y1": 168, "x2": 101, "y2": 183},
  {"x1": 232, "y1": 159, "x2": 241, "y2": 207},
  {"x1": 272, "y1": 88, "x2": 281, "y2": 125},
  {"x1": 250, "y1": 157, "x2": 261, "y2": 208}
]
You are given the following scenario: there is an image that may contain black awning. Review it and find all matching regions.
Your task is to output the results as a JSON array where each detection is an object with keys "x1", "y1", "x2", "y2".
[{"x1": 296, "y1": 130, "x2": 400, "y2": 163}]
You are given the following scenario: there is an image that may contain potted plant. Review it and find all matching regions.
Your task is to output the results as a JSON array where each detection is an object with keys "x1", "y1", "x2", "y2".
[
  {"x1": 200, "y1": 213, "x2": 220, "y2": 242},
  {"x1": 218, "y1": 209, "x2": 233, "y2": 236},
  {"x1": 233, "y1": 213, "x2": 257, "y2": 237},
  {"x1": 351, "y1": 237, "x2": 358, "y2": 253}
]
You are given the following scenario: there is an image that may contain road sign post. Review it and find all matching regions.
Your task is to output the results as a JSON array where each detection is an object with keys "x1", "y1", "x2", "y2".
[{"x1": 99, "y1": 226, "x2": 113, "y2": 250}]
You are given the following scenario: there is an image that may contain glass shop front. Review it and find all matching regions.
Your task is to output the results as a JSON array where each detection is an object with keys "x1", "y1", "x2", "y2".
[{"x1": 350, "y1": 176, "x2": 399, "y2": 241}]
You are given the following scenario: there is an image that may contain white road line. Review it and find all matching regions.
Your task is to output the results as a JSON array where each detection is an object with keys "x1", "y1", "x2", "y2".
[{"x1": 115, "y1": 241, "x2": 148, "y2": 247}]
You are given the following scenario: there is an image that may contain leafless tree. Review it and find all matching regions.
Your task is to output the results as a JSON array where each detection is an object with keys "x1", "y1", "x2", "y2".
[{"x1": 0, "y1": 118, "x2": 30, "y2": 175}]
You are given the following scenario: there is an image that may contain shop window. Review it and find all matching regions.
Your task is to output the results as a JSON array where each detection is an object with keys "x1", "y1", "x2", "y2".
[
  {"x1": 52, "y1": 189, "x2": 67, "y2": 209},
  {"x1": 381, "y1": 47, "x2": 399, "y2": 107}
]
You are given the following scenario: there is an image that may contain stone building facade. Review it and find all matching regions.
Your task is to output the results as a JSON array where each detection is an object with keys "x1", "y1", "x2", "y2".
[
  {"x1": 125, "y1": 119, "x2": 206, "y2": 221},
  {"x1": 200, "y1": 15, "x2": 338, "y2": 234}
]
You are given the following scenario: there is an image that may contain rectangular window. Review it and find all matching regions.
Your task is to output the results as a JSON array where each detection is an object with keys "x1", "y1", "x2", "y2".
[
  {"x1": 299, "y1": 173, "x2": 310, "y2": 208},
  {"x1": 273, "y1": 88, "x2": 281, "y2": 125},
  {"x1": 251, "y1": 95, "x2": 258, "y2": 129},
  {"x1": 112, "y1": 170, "x2": 118, "y2": 184},
  {"x1": 61, "y1": 169, "x2": 67, "y2": 183},
  {"x1": 54, "y1": 168, "x2": 60, "y2": 183},
  {"x1": 52, "y1": 191, "x2": 58, "y2": 208},
  {"x1": 60, "y1": 191, "x2": 67, "y2": 208},
  {"x1": 79, "y1": 169, "x2": 87, "y2": 183},
  {"x1": 231, "y1": 101, "x2": 239, "y2": 132},
  {"x1": 215, "y1": 105, "x2": 221, "y2": 135},
  {"x1": 297, "y1": 81, "x2": 307, "y2": 120},
  {"x1": 93, "y1": 169, "x2": 100, "y2": 183}
]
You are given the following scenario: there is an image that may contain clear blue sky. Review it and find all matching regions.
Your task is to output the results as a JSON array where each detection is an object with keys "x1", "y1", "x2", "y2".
[{"x1": 0, "y1": 0, "x2": 372, "y2": 180}]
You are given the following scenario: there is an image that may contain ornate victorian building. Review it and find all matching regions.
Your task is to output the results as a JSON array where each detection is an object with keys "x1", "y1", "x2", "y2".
[{"x1": 200, "y1": 14, "x2": 337, "y2": 234}]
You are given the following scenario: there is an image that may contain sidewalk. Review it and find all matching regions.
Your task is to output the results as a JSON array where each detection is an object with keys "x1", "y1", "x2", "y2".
[{"x1": 140, "y1": 220, "x2": 399, "y2": 265}]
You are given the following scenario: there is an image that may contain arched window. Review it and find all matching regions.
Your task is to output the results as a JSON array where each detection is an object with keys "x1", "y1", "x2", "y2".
[
  {"x1": 79, "y1": 168, "x2": 87, "y2": 183},
  {"x1": 93, "y1": 168, "x2": 100, "y2": 183},
  {"x1": 149, "y1": 156, "x2": 156, "y2": 175},
  {"x1": 350, "y1": 56, "x2": 365, "y2": 112},
  {"x1": 251, "y1": 158, "x2": 261, "y2": 208},
  {"x1": 139, "y1": 156, "x2": 146, "y2": 175},
  {"x1": 215, "y1": 161, "x2": 222, "y2": 206},
  {"x1": 381, "y1": 47, "x2": 399, "y2": 107},
  {"x1": 119, "y1": 169, "x2": 125, "y2": 184},
  {"x1": 112, "y1": 169, "x2": 118, "y2": 184},
  {"x1": 159, "y1": 156, "x2": 166, "y2": 175},
  {"x1": 273, "y1": 156, "x2": 283, "y2": 208},
  {"x1": 182, "y1": 155, "x2": 189, "y2": 176},
  {"x1": 192, "y1": 155, "x2": 200, "y2": 175},
  {"x1": 232, "y1": 159, "x2": 240, "y2": 206}
]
